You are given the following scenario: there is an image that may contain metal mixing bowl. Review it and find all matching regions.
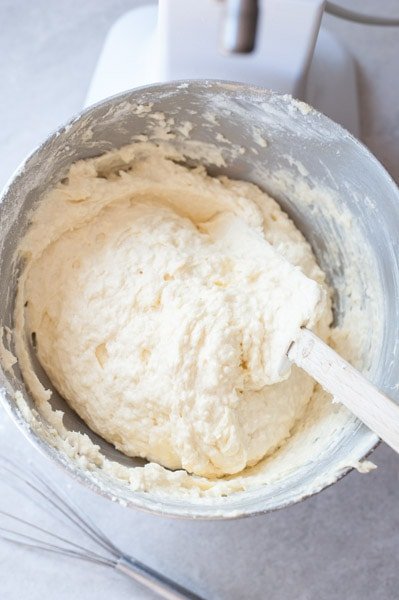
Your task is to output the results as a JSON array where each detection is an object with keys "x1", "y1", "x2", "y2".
[{"x1": 1, "y1": 81, "x2": 398, "y2": 518}]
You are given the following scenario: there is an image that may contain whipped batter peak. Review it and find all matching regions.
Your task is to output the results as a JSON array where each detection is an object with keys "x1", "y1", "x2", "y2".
[{"x1": 16, "y1": 143, "x2": 332, "y2": 482}]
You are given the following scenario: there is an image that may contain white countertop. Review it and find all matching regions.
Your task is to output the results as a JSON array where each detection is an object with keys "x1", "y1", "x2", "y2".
[{"x1": 0, "y1": 1, "x2": 399, "y2": 599}]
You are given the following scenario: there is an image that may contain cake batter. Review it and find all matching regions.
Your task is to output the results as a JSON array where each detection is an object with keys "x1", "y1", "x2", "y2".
[{"x1": 16, "y1": 142, "x2": 332, "y2": 480}]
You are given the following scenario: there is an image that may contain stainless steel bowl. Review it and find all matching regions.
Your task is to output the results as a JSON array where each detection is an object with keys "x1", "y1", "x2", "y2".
[{"x1": 1, "y1": 81, "x2": 398, "y2": 518}]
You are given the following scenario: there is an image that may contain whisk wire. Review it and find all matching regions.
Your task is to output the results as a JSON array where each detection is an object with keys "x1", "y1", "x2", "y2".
[
  {"x1": 31, "y1": 471, "x2": 120, "y2": 557},
  {"x1": 0, "y1": 455, "x2": 206, "y2": 599},
  {"x1": 0, "y1": 457, "x2": 119, "y2": 558},
  {"x1": 0, "y1": 508, "x2": 112, "y2": 563},
  {"x1": 0, "y1": 532, "x2": 115, "y2": 567}
]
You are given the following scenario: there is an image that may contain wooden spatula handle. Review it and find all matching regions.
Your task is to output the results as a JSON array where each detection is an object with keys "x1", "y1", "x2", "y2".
[{"x1": 288, "y1": 328, "x2": 399, "y2": 454}]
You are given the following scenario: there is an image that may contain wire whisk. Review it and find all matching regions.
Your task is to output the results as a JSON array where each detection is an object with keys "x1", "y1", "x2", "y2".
[{"x1": 0, "y1": 457, "x2": 204, "y2": 600}]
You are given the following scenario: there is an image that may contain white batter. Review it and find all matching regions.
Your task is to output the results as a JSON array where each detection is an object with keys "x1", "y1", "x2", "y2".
[{"x1": 17, "y1": 143, "x2": 332, "y2": 481}]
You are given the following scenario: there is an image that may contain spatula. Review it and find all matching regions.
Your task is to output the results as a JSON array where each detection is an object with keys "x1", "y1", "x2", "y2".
[{"x1": 288, "y1": 327, "x2": 399, "y2": 454}]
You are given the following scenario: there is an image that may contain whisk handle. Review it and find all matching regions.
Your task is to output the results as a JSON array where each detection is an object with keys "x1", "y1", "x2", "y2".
[{"x1": 116, "y1": 555, "x2": 206, "y2": 600}]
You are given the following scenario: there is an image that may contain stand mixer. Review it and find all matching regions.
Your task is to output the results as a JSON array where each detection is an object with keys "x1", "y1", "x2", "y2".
[
  {"x1": 85, "y1": 0, "x2": 361, "y2": 134},
  {"x1": 1, "y1": 5, "x2": 399, "y2": 521},
  {"x1": 84, "y1": 0, "x2": 397, "y2": 138}
]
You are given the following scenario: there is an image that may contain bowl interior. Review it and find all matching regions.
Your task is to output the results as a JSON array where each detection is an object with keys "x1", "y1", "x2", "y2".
[{"x1": 1, "y1": 81, "x2": 398, "y2": 518}]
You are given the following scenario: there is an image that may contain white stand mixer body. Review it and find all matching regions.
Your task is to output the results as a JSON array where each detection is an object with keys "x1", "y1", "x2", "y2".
[
  {"x1": 85, "y1": 0, "x2": 359, "y2": 136},
  {"x1": 158, "y1": 0, "x2": 324, "y2": 97}
]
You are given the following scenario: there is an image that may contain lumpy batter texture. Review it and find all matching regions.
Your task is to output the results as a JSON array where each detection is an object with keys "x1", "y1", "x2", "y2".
[{"x1": 18, "y1": 143, "x2": 332, "y2": 479}]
